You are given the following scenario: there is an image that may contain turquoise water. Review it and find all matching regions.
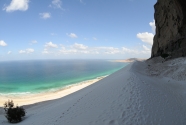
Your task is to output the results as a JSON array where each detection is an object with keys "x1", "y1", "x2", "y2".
[{"x1": 0, "y1": 60, "x2": 128, "y2": 95}]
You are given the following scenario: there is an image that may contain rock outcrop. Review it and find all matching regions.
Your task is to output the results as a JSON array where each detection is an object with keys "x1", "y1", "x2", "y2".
[{"x1": 151, "y1": 0, "x2": 186, "y2": 58}]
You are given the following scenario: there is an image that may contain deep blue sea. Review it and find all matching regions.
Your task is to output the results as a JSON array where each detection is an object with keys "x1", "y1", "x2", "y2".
[{"x1": 0, "y1": 60, "x2": 128, "y2": 95}]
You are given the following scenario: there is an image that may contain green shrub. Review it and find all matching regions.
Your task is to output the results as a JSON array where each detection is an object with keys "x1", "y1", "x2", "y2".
[
  {"x1": 4, "y1": 100, "x2": 26, "y2": 123},
  {"x1": 161, "y1": 53, "x2": 169, "y2": 59}
]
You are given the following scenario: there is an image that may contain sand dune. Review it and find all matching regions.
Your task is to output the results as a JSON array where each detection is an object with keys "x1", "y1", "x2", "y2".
[{"x1": 0, "y1": 57, "x2": 186, "y2": 125}]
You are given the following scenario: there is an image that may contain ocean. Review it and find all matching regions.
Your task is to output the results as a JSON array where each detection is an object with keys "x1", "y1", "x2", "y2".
[{"x1": 0, "y1": 60, "x2": 128, "y2": 96}]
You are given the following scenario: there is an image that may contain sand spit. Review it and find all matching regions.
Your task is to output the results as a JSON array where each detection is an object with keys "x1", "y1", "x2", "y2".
[{"x1": 110, "y1": 58, "x2": 146, "y2": 63}]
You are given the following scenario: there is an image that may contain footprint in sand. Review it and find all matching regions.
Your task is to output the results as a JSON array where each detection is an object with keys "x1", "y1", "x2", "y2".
[
  {"x1": 120, "y1": 111, "x2": 126, "y2": 118},
  {"x1": 105, "y1": 120, "x2": 118, "y2": 125}
]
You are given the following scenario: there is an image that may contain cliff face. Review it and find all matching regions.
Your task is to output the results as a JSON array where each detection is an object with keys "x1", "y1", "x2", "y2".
[{"x1": 151, "y1": 0, "x2": 186, "y2": 58}]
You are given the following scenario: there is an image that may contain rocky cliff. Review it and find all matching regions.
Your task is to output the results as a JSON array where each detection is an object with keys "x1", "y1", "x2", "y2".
[{"x1": 151, "y1": 0, "x2": 186, "y2": 58}]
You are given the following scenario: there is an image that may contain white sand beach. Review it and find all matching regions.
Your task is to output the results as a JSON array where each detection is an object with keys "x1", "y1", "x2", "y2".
[
  {"x1": 0, "y1": 76, "x2": 107, "y2": 107},
  {"x1": 0, "y1": 57, "x2": 186, "y2": 125}
]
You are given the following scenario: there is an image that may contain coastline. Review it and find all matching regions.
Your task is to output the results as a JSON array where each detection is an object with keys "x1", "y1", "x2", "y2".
[
  {"x1": 109, "y1": 58, "x2": 147, "y2": 63},
  {"x1": 1, "y1": 58, "x2": 186, "y2": 124},
  {"x1": 0, "y1": 75, "x2": 107, "y2": 107}
]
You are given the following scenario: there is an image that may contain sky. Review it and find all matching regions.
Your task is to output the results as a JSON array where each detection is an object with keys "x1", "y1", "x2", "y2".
[{"x1": 0, "y1": 0, "x2": 157, "y2": 61}]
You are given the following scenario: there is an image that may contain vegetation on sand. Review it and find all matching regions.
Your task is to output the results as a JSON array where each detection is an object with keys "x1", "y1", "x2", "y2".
[{"x1": 4, "y1": 100, "x2": 26, "y2": 123}]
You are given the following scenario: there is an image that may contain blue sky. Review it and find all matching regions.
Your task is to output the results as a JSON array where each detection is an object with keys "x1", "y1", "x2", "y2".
[{"x1": 0, "y1": 0, "x2": 157, "y2": 61}]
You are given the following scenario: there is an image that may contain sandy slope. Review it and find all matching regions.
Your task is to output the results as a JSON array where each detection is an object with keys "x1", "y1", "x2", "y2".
[{"x1": 0, "y1": 57, "x2": 186, "y2": 125}]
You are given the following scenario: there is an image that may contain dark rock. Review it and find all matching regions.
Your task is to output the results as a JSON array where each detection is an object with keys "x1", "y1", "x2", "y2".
[{"x1": 151, "y1": 0, "x2": 186, "y2": 58}]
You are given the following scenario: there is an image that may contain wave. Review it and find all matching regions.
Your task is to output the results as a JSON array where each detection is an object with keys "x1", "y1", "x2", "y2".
[
  {"x1": 0, "y1": 75, "x2": 109, "y2": 98},
  {"x1": 39, "y1": 75, "x2": 109, "y2": 93},
  {"x1": 0, "y1": 92, "x2": 31, "y2": 96}
]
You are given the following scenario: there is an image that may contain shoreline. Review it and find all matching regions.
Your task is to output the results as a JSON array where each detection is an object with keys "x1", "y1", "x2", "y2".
[
  {"x1": 109, "y1": 58, "x2": 146, "y2": 63},
  {"x1": 0, "y1": 75, "x2": 107, "y2": 107}
]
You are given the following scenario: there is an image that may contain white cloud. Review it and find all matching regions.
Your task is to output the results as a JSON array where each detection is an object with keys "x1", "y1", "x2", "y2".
[
  {"x1": 59, "y1": 48, "x2": 78, "y2": 54},
  {"x1": 7, "y1": 51, "x2": 12, "y2": 54},
  {"x1": 59, "y1": 43, "x2": 89, "y2": 54},
  {"x1": 140, "y1": 45, "x2": 151, "y2": 54},
  {"x1": 42, "y1": 49, "x2": 49, "y2": 54},
  {"x1": 45, "y1": 42, "x2": 58, "y2": 48},
  {"x1": 45, "y1": 42, "x2": 152, "y2": 59},
  {"x1": 4, "y1": 0, "x2": 29, "y2": 12},
  {"x1": 93, "y1": 37, "x2": 97, "y2": 41},
  {"x1": 137, "y1": 20, "x2": 156, "y2": 46},
  {"x1": 122, "y1": 47, "x2": 139, "y2": 54},
  {"x1": 31, "y1": 40, "x2": 37, "y2": 44},
  {"x1": 25, "y1": 48, "x2": 34, "y2": 53},
  {"x1": 58, "y1": 43, "x2": 143, "y2": 55},
  {"x1": 39, "y1": 13, "x2": 51, "y2": 19},
  {"x1": 72, "y1": 43, "x2": 88, "y2": 50},
  {"x1": 42, "y1": 42, "x2": 58, "y2": 54},
  {"x1": 50, "y1": 0, "x2": 62, "y2": 9},
  {"x1": 19, "y1": 50, "x2": 26, "y2": 54},
  {"x1": 19, "y1": 48, "x2": 34, "y2": 54},
  {"x1": 142, "y1": 45, "x2": 150, "y2": 51},
  {"x1": 137, "y1": 32, "x2": 154, "y2": 45},
  {"x1": 41, "y1": 42, "x2": 150, "y2": 59},
  {"x1": 30, "y1": 40, "x2": 37, "y2": 45},
  {"x1": 149, "y1": 20, "x2": 156, "y2": 33},
  {"x1": 0, "y1": 40, "x2": 7, "y2": 46},
  {"x1": 104, "y1": 48, "x2": 120, "y2": 54},
  {"x1": 67, "y1": 33, "x2": 78, "y2": 38},
  {"x1": 80, "y1": 0, "x2": 85, "y2": 4},
  {"x1": 51, "y1": 33, "x2": 57, "y2": 36}
]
